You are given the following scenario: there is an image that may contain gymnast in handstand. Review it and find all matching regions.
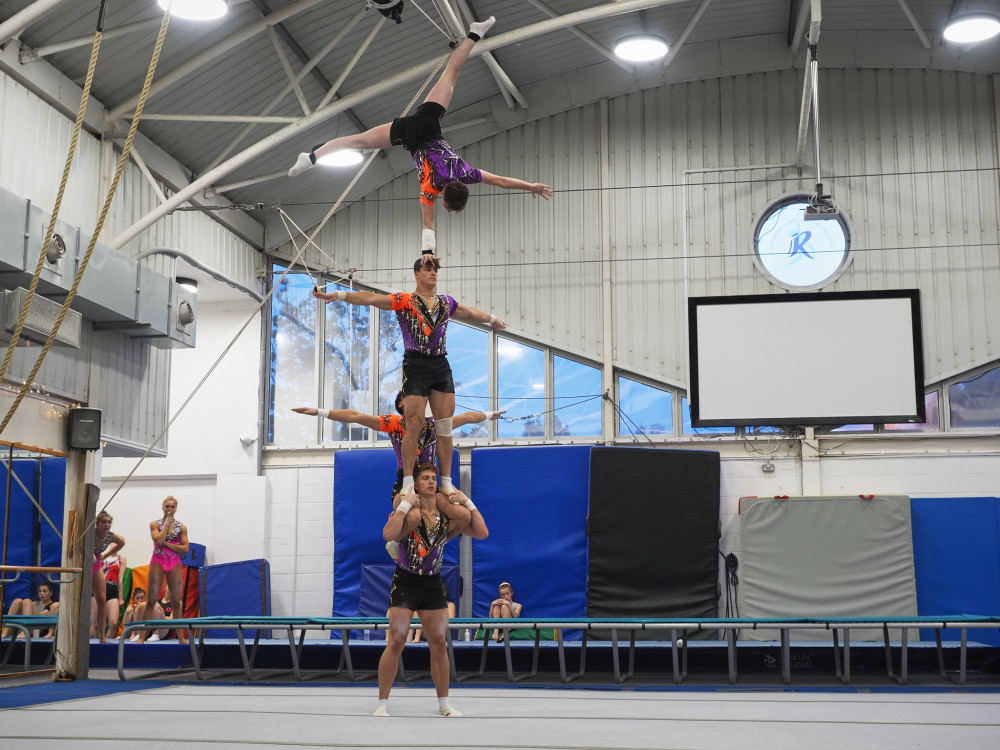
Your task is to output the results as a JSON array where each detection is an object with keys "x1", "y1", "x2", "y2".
[{"x1": 288, "y1": 15, "x2": 553, "y2": 255}]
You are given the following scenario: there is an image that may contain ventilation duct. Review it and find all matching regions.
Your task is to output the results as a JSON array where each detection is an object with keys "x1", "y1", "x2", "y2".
[{"x1": 0, "y1": 287, "x2": 81, "y2": 348}]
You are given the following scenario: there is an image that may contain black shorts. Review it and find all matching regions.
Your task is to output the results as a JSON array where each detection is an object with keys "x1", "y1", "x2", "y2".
[
  {"x1": 402, "y1": 353, "x2": 454, "y2": 397},
  {"x1": 105, "y1": 582, "x2": 120, "y2": 601},
  {"x1": 389, "y1": 102, "x2": 446, "y2": 153},
  {"x1": 388, "y1": 568, "x2": 447, "y2": 612}
]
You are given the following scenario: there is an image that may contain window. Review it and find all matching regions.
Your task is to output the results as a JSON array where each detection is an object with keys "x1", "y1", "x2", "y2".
[
  {"x1": 321, "y1": 284, "x2": 371, "y2": 442},
  {"x1": 376, "y1": 309, "x2": 404, "y2": 440},
  {"x1": 553, "y1": 356, "x2": 602, "y2": 436},
  {"x1": 617, "y1": 376, "x2": 672, "y2": 437},
  {"x1": 268, "y1": 265, "x2": 318, "y2": 445},
  {"x1": 450, "y1": 322, "x2": 491, "y2": 439},
  {"x1": 498, "y1": 338, "x2": 546, "y2": 438},
  {"x1": 681, "y1": 398, "x2": 735, "y2": 435},
  {"x1": 949, "y1": 365, "x2": 1000, "y2": 429},
  {"x1": 885, "y1": 392, "x2": 940, "y2": 431}
]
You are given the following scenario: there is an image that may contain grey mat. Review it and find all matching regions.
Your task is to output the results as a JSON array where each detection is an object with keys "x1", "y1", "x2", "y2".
[{"x1": 2, "y1": 683, "x2": 999, "y2": 749}]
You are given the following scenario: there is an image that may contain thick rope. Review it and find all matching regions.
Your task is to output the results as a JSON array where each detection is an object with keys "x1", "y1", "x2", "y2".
[
  {"x1": 0, "y1": 8, "x2": 171, "y2": 439},
  {"x1": 0, "y1": 7, "x2": 106, "y2": 386},
  {"x1": 92, "y1": 53, "x2": 451, "y2": 534}
]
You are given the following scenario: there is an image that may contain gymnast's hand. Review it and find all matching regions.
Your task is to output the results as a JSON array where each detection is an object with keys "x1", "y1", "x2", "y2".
[
  {"x1": 530, "y1": 183, "x2": 553, "y2": 200},
  {"x1": 292, "y1": 407, "x2": 320, "y2": 416}
]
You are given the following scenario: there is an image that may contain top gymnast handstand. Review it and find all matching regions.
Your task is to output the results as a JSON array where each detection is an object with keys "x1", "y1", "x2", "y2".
[{"x1": 288, "y1": 16, "x2": 553, "y2": 255}]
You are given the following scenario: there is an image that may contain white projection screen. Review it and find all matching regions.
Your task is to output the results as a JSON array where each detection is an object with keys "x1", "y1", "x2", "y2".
[{"x1": 688, "y1": 290, "x2": 924, "y2": 427}]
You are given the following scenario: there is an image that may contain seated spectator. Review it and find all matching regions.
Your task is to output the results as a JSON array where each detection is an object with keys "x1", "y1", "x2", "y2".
[
  {"x1": 489, "y1": 581, "x2": 521, "y2": 642},
  {"x1": 2, "y1": 581, "x2": 59, "y2": 638},
  {"x1": 122, "y1": 587, "x2": 167, "y2": 642},
  {"x1": 408, "y1": 581, "x2": 456, "y2": 643}
]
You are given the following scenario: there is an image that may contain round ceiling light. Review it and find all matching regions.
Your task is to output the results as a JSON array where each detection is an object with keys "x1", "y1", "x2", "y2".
[
  {"x1": 157, "y1": 0, "x2": 229, "y2": 22},
  {"x1": 943, "y1": 14, "x2": 1000, "y2": 42},
  {"x1": 614, "y1": 34, "x2": 669, "y2": 62},
  {"x1": 317, "y1": 150, "x2": 364, "y2": 168}
]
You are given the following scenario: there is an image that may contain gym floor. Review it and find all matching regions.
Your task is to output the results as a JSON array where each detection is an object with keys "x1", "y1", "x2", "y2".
[{"x1": 2, "y1": 672, "x2": 999, "y2": 749}]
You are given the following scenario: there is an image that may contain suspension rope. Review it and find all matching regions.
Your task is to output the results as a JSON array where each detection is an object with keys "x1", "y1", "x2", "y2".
[
  {"x1": 0, "y1": 0, "x2": 110, "y2": 387},
  {"x1": 407, "y1": 0, "x2": 454, "y2": 41},
  {"x1": 92, "y1": 52, "x2": 452, "y2": 537},
  {"x1": 0, "y1": 7, "x2": 171, "y2": 440}
]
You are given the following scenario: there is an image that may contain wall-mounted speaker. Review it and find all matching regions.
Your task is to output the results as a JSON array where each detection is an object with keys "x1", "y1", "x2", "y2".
[{"x1": 68, "y1": 408, "x2": 101, "y2": 451}]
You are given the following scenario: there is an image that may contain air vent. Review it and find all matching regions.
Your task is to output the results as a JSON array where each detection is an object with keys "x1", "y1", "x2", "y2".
[{"x1": 0, "y1": 287, "x2": 82, "y2": 348}]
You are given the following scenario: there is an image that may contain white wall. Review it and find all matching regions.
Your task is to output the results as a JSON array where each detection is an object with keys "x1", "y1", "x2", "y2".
[{"x1": 98, "y1": 300, "x2": 265, "y2": 571}]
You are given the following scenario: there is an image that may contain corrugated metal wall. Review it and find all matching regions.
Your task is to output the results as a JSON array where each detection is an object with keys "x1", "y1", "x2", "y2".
[
  {"x1": 0, "y1": 72, "x2": 258, "y2": 451},
  {"x1": 277, "y1": 67, "x2": 999, "y2": 389}
]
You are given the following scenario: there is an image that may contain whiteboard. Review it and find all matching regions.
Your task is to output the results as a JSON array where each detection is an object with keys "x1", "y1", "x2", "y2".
[{"x1": 688, "y1": 290, "x2": 924, "y2": 426}]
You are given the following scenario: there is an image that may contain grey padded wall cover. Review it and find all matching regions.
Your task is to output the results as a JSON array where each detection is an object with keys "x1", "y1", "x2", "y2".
[{"x1": 740, "y1": 495, "x2": 918, "y2": 641}]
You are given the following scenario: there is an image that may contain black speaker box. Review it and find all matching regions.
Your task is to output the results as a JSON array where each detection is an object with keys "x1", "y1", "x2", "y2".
[{"x1": 68, "y1": 408, "x2": 102, "y2": 451}]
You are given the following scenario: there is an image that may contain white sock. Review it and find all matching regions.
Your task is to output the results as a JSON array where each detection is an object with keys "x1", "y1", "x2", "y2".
[
  {"x1": 385, "y1": 540, "x2": 400, "y2": 561},
  {"x1": 438, "y1": 698, "x2": 462, "y2": 717},
  {"x1": 401, "y1": 476, "x2": 414, "y2": 493},
  {"x1": 468, "y1": 15, "x2": 495, "y2": 40},
  {"x1": 373, "y1": 699, "x2": 389, "y2": 717},
  {"x1": 421, "y1": 228, "x2": 436, "y2": 252},
  {"x1": 439, "y1": 477, "x2": 454, "y2": 494},
  {"x1": 288, "y1": 151, "x2": 315, "y2": 177}
]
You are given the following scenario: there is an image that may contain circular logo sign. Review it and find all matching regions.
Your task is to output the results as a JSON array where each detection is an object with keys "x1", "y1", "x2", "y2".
[{"x1": 752, "y1": 194, "x2": 852, "y2": 290}]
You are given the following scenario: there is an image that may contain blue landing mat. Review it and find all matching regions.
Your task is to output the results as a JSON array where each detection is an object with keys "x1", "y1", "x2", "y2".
[{"x1": 0, "y1": 679, "x2": 171, "y2": 709}]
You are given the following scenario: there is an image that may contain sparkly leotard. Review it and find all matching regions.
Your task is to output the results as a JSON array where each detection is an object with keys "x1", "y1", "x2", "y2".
[
  {"x1": 150, "y1": 518, "x2": 183, "y2": 573},
  {"x1": 377, "y1": 414, "x2": 437, "y2": 469},
  {"x1": 390, "y1": 293, "x2": 458, "y2": 356},
  {"x1": 395, "y1": 512, "x2": 449, "y2": 577}
]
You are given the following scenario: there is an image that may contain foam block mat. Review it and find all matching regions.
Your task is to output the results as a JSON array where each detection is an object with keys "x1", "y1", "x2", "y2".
[{"x1": 470, "y1": 446, "x2": 591, "y2": 632}]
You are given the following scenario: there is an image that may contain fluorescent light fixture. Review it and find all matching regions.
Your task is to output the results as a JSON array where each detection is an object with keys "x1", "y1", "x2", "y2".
[
  {"x1": 317, "y1": 150, "x2": 364, "y2": 167},
  {"x1": 943, "y1": 1, "x2": 1000, "y2": 42},
  {"x1": 157, "y1": 0, "x2": 229, "y2": 22},
  {"x1": 943, "y1": 14, "x2": 1000, "y2": 42},
  {"x1": 614, "y1": 34, "x2": 668, "y2": 62},
  {"x1": 176, "y1": 277, "x2": 198, "y2": 293}
]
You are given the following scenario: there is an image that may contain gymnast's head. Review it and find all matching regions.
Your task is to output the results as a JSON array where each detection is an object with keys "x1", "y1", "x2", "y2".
[
  {"x1": 442, "y1": 181, "x2": 469, "y2": 213},
  {"x1": 413, "y1": 256, "x2": 441, "y2": 274}
]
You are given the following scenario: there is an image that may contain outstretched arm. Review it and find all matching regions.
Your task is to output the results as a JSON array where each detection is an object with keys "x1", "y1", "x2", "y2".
[
  {"x1": 313, "y1": 288, "x2": 393, "y2": 310},
  {"x1": 453, "y1": 409, "x2": 506, "y2": 429},
  {"x1": 479, "y1": 170, "x2": 553, "y2": 200},
  {"x1": 453, "y1": 303, "x2": 507, "y2": 331},
  {"x1": 291, "y1": 407, "x2": 381, "y2": 431}
]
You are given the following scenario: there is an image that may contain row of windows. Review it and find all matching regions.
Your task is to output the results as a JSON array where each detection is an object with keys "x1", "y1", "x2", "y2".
[{"x1": 267, "y1": 265, "x2": 1000, "y2": 446}]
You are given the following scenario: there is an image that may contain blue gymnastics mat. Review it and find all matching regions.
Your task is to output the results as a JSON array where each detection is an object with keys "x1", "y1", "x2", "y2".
[
  {"x1": 200, "y1": 559, "x2": 271, "y2": 639},
  {"x1": 470, "y1": 446, "x2": 591, "y2": 636},
  {"x1": 911, "y1": 496, "x2": 1000, "y2": 645},
  {"x1": 332, "y1": 448, "x2": 459, "y2": 619},
  {"x1": 0, "y1": 459, "x2": 41, "y2": 601}
]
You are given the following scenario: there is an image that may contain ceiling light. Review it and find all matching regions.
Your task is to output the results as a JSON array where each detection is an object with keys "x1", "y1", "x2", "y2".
[
  {"x1": 317, "y1": 150, "x2": 364, "y2": 168},
  {"x1": 157, "y1": 0, "x2": 229, "y2": 22},
  {"x1": 614, "y1": 34, "x2": 669, "y2": 62},
  {"x1": 943, "y1": 1, "x2": 1000, "y2": 42},
  {"x1": 176, "y1": 277, "x2": 198, "y2": 293}
]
